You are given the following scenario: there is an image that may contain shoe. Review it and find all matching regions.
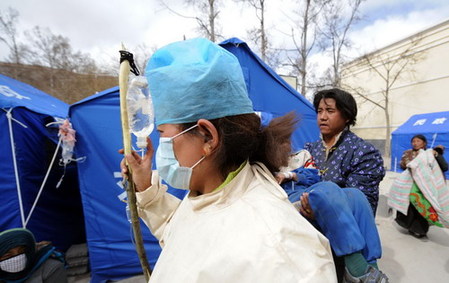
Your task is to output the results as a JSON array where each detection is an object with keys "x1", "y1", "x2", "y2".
[
  {"x1": 343, "y1": 266, "x2": 389, "y2": 283},
  {"x1": 394, "y1": 217, "x2": 408, "y2": 229},
  {"x1": 408, "y1": 230, "x2": 426, "y2": 239}
]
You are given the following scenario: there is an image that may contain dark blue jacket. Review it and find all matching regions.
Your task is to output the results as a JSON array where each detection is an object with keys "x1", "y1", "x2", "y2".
[{"x1": 304, "y1": 130, "x2": 385, "y2": 213}]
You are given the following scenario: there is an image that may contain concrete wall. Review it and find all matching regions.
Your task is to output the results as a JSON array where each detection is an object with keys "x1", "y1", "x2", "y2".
[{"x1": 341, "y1": 19, "x2": 449, "y2": 145}]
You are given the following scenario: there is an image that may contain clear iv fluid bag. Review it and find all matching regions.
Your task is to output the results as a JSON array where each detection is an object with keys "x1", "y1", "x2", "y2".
[{"x1": 127, "y1": 76, "x2": 154, "y2": 148}]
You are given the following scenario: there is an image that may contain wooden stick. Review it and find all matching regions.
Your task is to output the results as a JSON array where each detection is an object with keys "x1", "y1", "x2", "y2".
[{"x1": 119, "y1": 44, "x2": 151, "y2": 281}]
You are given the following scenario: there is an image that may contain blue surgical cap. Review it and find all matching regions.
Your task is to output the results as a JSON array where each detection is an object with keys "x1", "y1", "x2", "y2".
[{"x1": 145, "y1": 38, "x2": 254, "y2": 126}]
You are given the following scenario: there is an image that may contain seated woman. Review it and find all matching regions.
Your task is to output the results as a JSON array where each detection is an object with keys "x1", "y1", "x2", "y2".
[
  {"x1": 0, "y1": 228, "x2": 67, "y2": 283},
  {"x1": 277, "y1": 153, "x2": 387, "y2": 283},
  {"x1": 277, "y1": 89, "x2": 388, "y2": 283}
]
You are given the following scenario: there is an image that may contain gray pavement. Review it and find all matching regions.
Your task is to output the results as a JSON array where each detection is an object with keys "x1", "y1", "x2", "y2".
[
  {"x1": 376, "y1": 171, "x2": 449, "y2": 282},
  {"x1": 72, "y1": 171, "x2": 449, "y2": 282}
]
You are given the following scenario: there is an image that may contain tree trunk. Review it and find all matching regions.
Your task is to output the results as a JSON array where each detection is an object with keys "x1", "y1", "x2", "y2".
[
  {"x1": 260, "y1": 0, "x2": 266, "y2": 61},
  {"x1": 384, "y1": 94, "x2": 391, "y2": 158},
  {"x1": 300, "y1": 0, "x2": 310, "y2": 96},
  {"x1": 209, "y1": 0, "x2": 215, "y2": 42}
]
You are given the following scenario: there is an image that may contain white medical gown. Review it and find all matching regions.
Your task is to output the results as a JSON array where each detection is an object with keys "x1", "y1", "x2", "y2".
[{"x1": 136, "y1": 162, "x2": 336, "y2": 283}]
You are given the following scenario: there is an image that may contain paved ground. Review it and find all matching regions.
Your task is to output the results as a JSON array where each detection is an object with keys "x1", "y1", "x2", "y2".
[
  {"x1": 376, "y1": 171, "x2": 449, "y2": 282},
  {"x1": 72, "y1": 171, "x2": 449, "y2": 282}
]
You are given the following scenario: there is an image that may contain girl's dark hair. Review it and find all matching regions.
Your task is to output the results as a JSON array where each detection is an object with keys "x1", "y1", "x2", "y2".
[
  {"x1": 313, "y1": 88, "x2": 357, "y2": 127},
  {"x1": 412, "y1": 134, "x2": 427, "y2": 147},
  {"x1": 181, "y1": 112, "x2": 298, "y2": 179}
]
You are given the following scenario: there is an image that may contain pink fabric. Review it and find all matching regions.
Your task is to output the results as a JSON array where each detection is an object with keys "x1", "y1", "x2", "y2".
[
  {"x1": 388, "y1": 169, "x2": 413, "y2": 214},
  {"x1": 59, "y1": 119, "x2": 76, "y2": 146}
]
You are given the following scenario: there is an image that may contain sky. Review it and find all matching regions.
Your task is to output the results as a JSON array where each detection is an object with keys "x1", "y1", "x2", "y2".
[{"x1": 1, "y1": 0, "x2": 449, "y2": 76}]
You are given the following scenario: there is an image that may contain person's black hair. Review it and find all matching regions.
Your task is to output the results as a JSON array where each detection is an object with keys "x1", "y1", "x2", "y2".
[
  {"x1": 313, "y1": 88, "x2": 357, "y2": 127},
  {"x1": 411, "y1": 134, "x2": 427, "y2": 146},
  {"x1": 181, "y1": 112, "x2": 298, "y2": 178}
]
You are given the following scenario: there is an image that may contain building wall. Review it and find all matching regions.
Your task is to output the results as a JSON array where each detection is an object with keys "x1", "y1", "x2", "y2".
[
  {"x1": 341, "y1": 19, "x2": 449, "y2": 143},
  {"x1": 280, "y1": 75, "x2": 298, "y2": 92}
]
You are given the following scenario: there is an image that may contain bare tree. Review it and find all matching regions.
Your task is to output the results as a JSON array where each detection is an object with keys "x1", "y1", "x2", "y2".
[
  {"x1": 284, "y1": 0, "x2": 329, "y2": 96},
  {"x1": 25, "y1": 26, "x2": 97, "y2": 73},
  {"x1": 99, "y1": 42, "x2": 157, "y2": 77},
  {"x1": 23, "y1": 26, "x2": 100, "y2": 92},
  {"x1": 343, "y1": 37, "x2": 425, "y2": 158},
  {"x1": 319, "y1": 0, "x2": 363, "y2": 87},
  {"x1": 71, "y1": 51, "x2": 99, "y2": 74},
  {"x1": 0, "y1": 7, "x2": 28, "y2": 65},
  {"x1": 160, "y1": 0, "x2": 221, "y2": 42},
  {"x1": 0, "y1": 11, "x2": 115, "y2": 102},
  {"x1": 236, "y1": 0, "x2": 267, "y2": 60},
  {"x1": 133, "y1": 43, "x2": 157, "y2": 74},
  {"x1": 0, "y1": 9, "x2": 97, "y2": 75},
  {"x1": 25, "y1": 26, "x2": 71, "y2": 70},
  {"x1": 234, "y1": 0, "x2": 281, "y2": 69}
]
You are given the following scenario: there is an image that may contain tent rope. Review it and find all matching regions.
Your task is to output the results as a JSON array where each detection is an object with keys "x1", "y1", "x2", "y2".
[
  {"x1": 24, "y1": 137, "x2": 62, "y2": 227},
  {"x1": 5, "y1": 108, "x2": 27, "y2": 228}
]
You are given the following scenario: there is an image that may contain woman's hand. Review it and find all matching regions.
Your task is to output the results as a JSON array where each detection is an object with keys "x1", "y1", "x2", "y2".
[
  {"x1": 119, "y1": 137, "x2": 154, "y2": 192},
  {"x1": 275, "y1": 172, "x2": 288, "y2": 184},
  {"x1": 275, "y1": 171, "x2": 297, "y2": 184},
  {"x1": 300, "y1": 193, "x2": 315, "y2": 220},
  {"x1": 434, "y1": 145, "x2": 445, "y2": 156}
]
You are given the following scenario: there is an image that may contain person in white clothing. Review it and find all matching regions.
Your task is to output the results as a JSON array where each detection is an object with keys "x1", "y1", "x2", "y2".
[{"x1": 121, "y1": 37, "x2": 336, "y2": 283}]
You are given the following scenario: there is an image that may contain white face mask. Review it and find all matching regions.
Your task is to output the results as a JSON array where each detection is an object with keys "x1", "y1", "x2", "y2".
[
  {"x1": 0, "y1": 253, "x2": 27, "y2": 273},
  {"x1": 156, "y1": 124, "x2": 205, "y2": 190}
]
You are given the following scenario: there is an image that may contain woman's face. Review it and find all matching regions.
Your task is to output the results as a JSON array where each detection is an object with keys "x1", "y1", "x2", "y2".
[
  {"x1": 412, "y1": 137, "x2": 426, "y2": 150},
  {"x1": 0, "y1": 246, "x2": 26, "y2": 261},
  {"x1": 317, "y1": 98, "x2": 348, "y2": 140},
  {"x1": 157, "y1": 121, "x2": 221, "y2": 194},
  {"x1": 157, "y1": 124, "x2": 205, "y2": 168}
]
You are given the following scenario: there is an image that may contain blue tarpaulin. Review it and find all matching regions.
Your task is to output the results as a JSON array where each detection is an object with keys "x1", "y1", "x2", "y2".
[
  {"x1": 220, "y1": 38, "x2": 319, "y2": 151},
  {"x1": 0, "y1": 74, "x2": 85, "y2": 251},
  {"x1": 69, "y1": 38, "x2": 319, "y2": 282},
  {"x1": 69, "y1": 87, "x2": 181, "y2": 282},
  {"x1": 391, "y1": 111, "x2": 449, "y2": 178}
]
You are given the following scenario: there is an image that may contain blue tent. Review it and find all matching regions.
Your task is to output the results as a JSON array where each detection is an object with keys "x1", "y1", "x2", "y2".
[
  {"x1": 391, "y1": 111, "x2": 449, "y2": 178},
  {"x1": 220, "y1": 38, "x2": 319, "y2": 151},
  {"x1": 69, "y1": 38, "x2": 319, "y2": 282},
  {"x1": 70, "y1": 86, "x2": 187, "y2": 282},
  {"x1": 0, "y1": 74, "x2": 85, "y2": 251}
]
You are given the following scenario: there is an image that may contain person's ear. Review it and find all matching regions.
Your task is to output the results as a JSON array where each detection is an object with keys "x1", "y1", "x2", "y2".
[{"x1": 197, "y1": 119, "x2": 218, "y2": 155}]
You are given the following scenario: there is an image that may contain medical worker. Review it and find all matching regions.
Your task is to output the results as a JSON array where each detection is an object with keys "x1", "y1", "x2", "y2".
[{"x1": 121, "y1": 38, "x2": 336, "y2": 282}]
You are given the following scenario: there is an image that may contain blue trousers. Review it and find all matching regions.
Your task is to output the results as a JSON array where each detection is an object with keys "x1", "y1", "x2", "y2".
[{"x1": 285, "y1": 181, "x2": 381, "y2": 263}]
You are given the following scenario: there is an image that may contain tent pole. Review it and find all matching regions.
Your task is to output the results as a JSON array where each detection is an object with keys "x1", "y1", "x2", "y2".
[
  {"x1": 25, "y1": 137, "x2": 62, "y2": 226},
  {"x1": 6, "y1": 109, "x2": 26, "y2": 228}
]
